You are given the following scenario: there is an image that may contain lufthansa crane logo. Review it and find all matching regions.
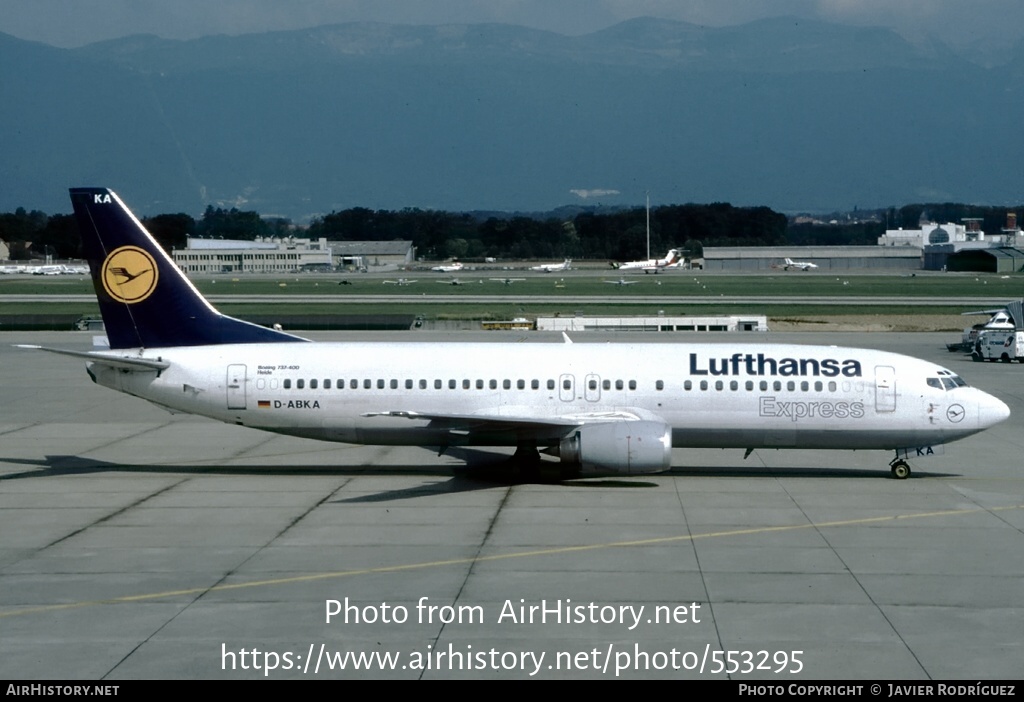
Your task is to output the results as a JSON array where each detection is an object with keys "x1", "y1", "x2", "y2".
[
  {"x1": 946, "y1": 404, "x2": 965, "y2": 423},
  {"x1": 101, "y1": 246, "x2": 158, "y2": 304}
]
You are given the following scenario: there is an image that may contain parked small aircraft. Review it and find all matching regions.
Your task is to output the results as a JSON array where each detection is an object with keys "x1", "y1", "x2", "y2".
[
  {"x1": 611, "y1": 249, "x2": 681, "y2": 274},
  {"x1": 530, "y1": 259, "x2": 572, "y2": 273},
  {"x1": 431, "y1": 262, "x2": 464, "y2": 273},
  {"x1": 782, "y1": 258, "x2": 818, "y2": 271}
]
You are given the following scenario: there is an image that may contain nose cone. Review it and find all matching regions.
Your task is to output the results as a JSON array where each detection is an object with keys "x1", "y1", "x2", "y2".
[{"x1": 978, "y1": 392, "x2": 1011, "y2": 429}]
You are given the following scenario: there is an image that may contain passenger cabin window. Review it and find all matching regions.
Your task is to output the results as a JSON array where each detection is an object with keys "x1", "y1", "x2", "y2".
[
  {"x1": 283, "y1": 379, "x2": 291, "y2": 389},
  {"x1": 310, "y1": 379, "x2": 317, "y2": 389},
  {"x1": 297, "y1": 379, "x2": 305, "y2": 389},
  {"x1": 655, "y1": 380, "x2": 664, "y2": 391}
]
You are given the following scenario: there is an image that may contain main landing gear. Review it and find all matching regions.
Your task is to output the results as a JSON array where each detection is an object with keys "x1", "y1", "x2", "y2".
[
  {"x1": 889, "y1": 456, "x2": 911, "y2": 480},
  {"x1": 510, "y1": 441, "x2": 545, "y2": 482}
]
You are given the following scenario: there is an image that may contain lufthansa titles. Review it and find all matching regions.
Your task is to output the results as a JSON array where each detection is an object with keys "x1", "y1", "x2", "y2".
[{"x1": 689, "y1": 353, "x2": 862, "y2": 378}]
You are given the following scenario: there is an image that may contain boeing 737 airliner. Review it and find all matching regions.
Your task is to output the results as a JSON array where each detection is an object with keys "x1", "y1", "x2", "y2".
[{"x1": 22, "y1": 188, "x2": 1010, "y2": 479}]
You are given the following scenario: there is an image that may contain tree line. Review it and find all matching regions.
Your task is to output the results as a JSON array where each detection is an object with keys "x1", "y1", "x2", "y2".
[{"x1": 2, "y1": 202, "x2": 1019, "y2": 262}]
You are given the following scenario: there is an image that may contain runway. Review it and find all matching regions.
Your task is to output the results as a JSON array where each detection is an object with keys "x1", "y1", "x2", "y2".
[{"x1": 1, "y1": 330, "x2": 1022, "y2": 680}]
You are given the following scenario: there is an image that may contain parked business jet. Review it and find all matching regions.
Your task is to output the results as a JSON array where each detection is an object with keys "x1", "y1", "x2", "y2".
[
  {"x1": 611, "y1": 249, "x2": 681, "y2": 274},
  {"x1": 531, "y1": 259, "x2": 572, "y2": 273},
  {"x1": 782, "y1": 257, "x2": 818, "y2": 271},
  {"x1": 431, "y1": 261, "x2": 463, "y2": 273},
  {"x1": 21, "y1": 188, "x2": 1010, "y2": 479}
]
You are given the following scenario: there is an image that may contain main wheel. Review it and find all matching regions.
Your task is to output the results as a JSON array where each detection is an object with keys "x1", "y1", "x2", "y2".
[{"x1": 891, "y1": 461, "x2": 911, "y2": 480}]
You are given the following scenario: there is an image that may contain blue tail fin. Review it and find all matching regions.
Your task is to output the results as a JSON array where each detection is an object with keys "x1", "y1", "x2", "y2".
[{"x1": 70, "y1": 187, "x2": 307, "y2": 349}]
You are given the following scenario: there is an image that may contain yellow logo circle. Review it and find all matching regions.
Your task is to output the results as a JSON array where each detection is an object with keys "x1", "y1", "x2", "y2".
[{"x1": 101, "y1": 246, "x2": 159, "y2": 304}]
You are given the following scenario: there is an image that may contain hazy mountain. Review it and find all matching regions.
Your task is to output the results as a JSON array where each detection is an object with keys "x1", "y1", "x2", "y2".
[{"x1": 2, "y1": 18, "x2": 1021, "y2": 220}]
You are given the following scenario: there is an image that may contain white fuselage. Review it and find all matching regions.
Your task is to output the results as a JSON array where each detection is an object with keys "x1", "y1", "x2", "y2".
[{"x1": 86, "y1": 340, "x2": 1006, "y2": 453}]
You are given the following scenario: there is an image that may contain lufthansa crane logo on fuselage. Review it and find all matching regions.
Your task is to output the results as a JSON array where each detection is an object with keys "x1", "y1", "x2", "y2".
[{"x1": 101, "y1": 246, "x2": 158, "y2": 304}]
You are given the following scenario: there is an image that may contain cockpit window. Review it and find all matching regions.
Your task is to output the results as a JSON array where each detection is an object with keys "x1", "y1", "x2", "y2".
[{"x1": 930, "y1": 374, "x2": 968, "y2": 391}]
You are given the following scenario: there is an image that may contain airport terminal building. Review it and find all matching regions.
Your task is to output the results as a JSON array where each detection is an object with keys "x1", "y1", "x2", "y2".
[
  {"x1": 702, "y1": 246, "x2": 921, "y2": 271},
  {"x1": 703, "y1": 217, "x2": 1024, "y2": 272},
  {"x1": 172, "y1": 237, "x2": 415, "y2": 273},
  {"x1": 173, "y1": 236, "x2": 333, "y2": 273}
]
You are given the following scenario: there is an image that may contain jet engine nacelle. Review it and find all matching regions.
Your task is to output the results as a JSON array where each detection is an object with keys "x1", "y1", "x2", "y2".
[{"x1": 558, "y1": 421, "x2": 672, "y2": 475}]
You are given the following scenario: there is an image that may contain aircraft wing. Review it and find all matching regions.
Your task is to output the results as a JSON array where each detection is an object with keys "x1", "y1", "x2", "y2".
[
  {"x1": 16, "y1": 345, "x2": 170, "y2": 371},
  {"x1": 362, "y1": 408, "x2": 657, "y2": 437},
  {"x1": 961, "y1": 309, "x2": 1005, "y2": 316}
]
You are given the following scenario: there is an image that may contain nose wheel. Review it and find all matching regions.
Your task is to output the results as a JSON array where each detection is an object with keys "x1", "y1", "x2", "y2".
[{"x1": 889, "y1": 457, "x2": 911, "y2": 480}]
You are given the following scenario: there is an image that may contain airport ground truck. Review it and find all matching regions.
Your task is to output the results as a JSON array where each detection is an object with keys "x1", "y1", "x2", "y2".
[{"x1": 972, "y1": 301, "x2": 1024, "y2": 362}]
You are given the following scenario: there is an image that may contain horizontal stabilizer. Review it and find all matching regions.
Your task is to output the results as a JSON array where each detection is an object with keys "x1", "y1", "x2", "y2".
[{"x1": 15, "y1": 345, "x2": 170, "y2": 371}]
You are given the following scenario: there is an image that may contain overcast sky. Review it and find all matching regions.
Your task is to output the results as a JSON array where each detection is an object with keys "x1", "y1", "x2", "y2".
[{"x1": 3, "y1": 0, "x2": 1023, "y2": 57}]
